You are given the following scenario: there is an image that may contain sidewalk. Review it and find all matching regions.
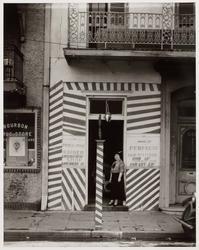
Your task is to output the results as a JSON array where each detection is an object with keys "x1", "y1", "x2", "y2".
[{"x1": 4, "y1": 209, "x2": 186, "y2": 242}]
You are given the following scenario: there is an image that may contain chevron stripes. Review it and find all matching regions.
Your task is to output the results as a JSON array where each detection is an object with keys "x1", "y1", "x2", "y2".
[
  {"x1": 126, "y1": 169, "x2": 160, "y2": 211},
  {"x1": 48, "y1": 81, "x2": 64, "y2": 210},
  {"x1": 95, "y1": 141, "x2": 104, "y2": 229}
]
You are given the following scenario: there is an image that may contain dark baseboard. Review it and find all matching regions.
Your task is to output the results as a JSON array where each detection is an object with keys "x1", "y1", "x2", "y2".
[{"x1": 4, "y1": 201, "x2": 41, "y2": 211}]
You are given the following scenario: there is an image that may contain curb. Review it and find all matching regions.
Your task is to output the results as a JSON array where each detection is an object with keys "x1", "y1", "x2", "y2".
[{"x1": 4, "y1": 230, "x2": 187, "y2": 242}]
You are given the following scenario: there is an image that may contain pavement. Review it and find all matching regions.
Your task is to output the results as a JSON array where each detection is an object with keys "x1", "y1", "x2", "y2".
[{"x1": 4, "y1": 209, "x2": 190, "y2": 242}]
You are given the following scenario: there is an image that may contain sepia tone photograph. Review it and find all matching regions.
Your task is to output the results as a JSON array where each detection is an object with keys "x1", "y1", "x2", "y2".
[{"x1": 3, "y1": 0, "x2": 196, "y2": 247}]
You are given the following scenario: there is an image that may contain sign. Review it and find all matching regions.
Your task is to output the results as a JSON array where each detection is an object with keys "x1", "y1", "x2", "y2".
[
  {"x1": 4, "y1": 112, "x2": 35, "y2": 149},
  {"x1": 127, "y1": 134, "x2": 160, "y2": 168},
  {"x1": 63, "y1": 135, "x2": 85, "y2": 168}
]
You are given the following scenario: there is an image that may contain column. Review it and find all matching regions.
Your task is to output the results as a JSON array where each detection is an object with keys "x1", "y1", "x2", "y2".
[{"x1": 95, "y1": 140, "x2": 105, "y2": 230}]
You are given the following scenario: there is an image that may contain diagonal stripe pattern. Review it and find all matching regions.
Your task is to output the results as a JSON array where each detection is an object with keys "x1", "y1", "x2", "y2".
[
  {"x1": 126, "y1": 168, "x2": 160, "y2": 211},
  {"x1": 62, "y1": 168, "x2": 86, "y2": 210},
  {"x1": 61, "y1": 86, "x2": 87, "y2": 210},
  {"x1": 95, "y1": 141, "x2": 104, "y2": 229},
  {"x1": 48, "y1": 81, "x2": 64, "y2": 210}
]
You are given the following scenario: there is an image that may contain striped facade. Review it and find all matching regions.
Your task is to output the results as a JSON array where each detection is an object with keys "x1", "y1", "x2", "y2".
[
  {"x1": 62, "y1": 85, "x2": 87, "y2": 210},
  {"x1": 48, "y1": 81, "x2": 161, "y2": 211},
  {"x1": 48, "y1": 81, "x2": 64, "y2": 210}
]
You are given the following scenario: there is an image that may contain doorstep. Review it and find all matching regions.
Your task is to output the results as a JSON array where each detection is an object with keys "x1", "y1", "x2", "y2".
[{"x1": 160, "y1": 206, "x2": 184, "y2": 216}]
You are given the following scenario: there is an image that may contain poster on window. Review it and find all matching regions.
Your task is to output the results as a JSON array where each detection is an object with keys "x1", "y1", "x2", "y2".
[
  {"x1": 8, "y1": 136, "x2": 26, "y2": 157},
  {"x1": 62, "y1": 135, "x2": 85, "y2": 168},
  {"x1": 127, "y1": 134, "x2": 160, "y2": 169}
]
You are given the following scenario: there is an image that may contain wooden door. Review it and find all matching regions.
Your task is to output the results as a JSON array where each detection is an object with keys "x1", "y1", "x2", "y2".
[{"x1": 171, "y1": 86, "x2": 196, "y2": 203}]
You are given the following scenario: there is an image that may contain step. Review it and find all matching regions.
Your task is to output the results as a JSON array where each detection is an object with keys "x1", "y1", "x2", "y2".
[
  {"x1": 84, "y1": 204, "x2": 128, "y2": 211},
  {"x1": 161, "y1": 206, "x2": 184, "y2": 216}
]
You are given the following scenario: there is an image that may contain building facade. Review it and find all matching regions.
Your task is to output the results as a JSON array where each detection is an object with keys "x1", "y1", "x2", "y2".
[
  {"x1": 4, "y1": 2, "x2": 195, "y2": 213},
  {"x1": 4, "y1": 4, "x2": 45, "y2": 210}
]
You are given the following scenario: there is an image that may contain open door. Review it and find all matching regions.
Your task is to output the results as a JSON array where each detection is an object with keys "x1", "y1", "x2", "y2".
[{"x1": 88, "y1": 120, "x2": 123, "y2": 205}]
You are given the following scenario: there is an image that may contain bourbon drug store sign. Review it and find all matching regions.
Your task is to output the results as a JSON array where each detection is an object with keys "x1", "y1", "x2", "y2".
[
  {"x1": 4, "y1": 112, "x2": 35, "y2": 149},
  {"x1": 62, "y1": 135, "x2": 85, "y2": 168},
  {"x1": 127, "y1": 134, "x2": 160, "y2": 168}
]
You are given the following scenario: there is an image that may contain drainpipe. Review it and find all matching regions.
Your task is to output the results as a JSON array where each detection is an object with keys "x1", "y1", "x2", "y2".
[{"x1": 41, "y1": 3, "x2": 51, "y2": 211}]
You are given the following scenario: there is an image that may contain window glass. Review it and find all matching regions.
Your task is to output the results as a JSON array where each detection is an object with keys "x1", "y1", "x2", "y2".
[
  {"x1": 4, "y1": 110, "x2": 38, "y2": 168},
  {"x1": 181, "y1": 128, "x2": 196, "y2": 169},
  {"x1": 90, "y1": 99, "x2": 123, "y2": 114}
]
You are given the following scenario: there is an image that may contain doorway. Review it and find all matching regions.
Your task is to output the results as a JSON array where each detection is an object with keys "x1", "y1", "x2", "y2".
[
  {"x1": 170, "y1": 86, "x2": 196, "y2": 203},
  {"x1": 88, "y1": 120, "x2": 123, "y2": 204}
]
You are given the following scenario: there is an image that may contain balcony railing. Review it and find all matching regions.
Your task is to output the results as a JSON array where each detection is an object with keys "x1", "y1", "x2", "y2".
[
  {"x1": 68, "y1": 12, "x2": 195, "y2": 51},
  {"x1": 4, "y1": 45, "x2": 23, "y2": 83}
]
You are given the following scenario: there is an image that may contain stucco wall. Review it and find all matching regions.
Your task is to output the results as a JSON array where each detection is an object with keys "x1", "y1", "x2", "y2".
[
  {"x1": 50, "y1": 3, "x2": 161, "y2": 85},
  {"x1": 51, "y1": 58, "x2": 161, "y2": 85},
  {"x1": 21, "y1": 4, "x2": 45, "y2": 107}
]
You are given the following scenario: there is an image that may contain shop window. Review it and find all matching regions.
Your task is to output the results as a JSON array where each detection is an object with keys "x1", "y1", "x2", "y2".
[
  {"x1": 180, "y1": 128, "x2": 195, "y2": 170},
  {"x1": 4, "y1": 108, "x2": 40, "y2": 171},
  {"x1": 90, "y1": 99, "x2": 123, "y2": 114},
  {"x1": 177, "y1": 97, "x2": 195, "y2": 170}
]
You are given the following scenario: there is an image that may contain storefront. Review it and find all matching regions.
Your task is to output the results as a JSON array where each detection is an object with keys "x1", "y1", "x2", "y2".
[{"x1": 47, "y1": 81, "x2": 161, "y2": 211}]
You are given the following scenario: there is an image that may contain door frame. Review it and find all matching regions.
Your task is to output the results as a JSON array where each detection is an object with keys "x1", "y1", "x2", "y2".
[
  {"x1": 85, "y1": 94, "x2": 127, "y2": 204},
  {"x1": 176, "y1": 121, "x2": 196, "y2": 203}
]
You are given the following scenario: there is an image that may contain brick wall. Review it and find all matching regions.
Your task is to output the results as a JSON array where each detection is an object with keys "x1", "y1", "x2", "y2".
[{"x1": 4, "y1": 4, "x2": 45, "y2": 210}]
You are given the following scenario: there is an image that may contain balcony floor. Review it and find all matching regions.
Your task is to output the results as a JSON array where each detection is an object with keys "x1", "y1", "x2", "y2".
[{"x1": 64, "y1": 48, "x2": 195, "y2": 63}]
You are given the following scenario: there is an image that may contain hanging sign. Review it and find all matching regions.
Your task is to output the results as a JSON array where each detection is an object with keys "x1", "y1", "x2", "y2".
[
  {"x1": 62, "y1": 135, "x2": 85, "y2": 168},
  {"x1": 127, "y1": 134, "x2": 160, "y2": 169}
]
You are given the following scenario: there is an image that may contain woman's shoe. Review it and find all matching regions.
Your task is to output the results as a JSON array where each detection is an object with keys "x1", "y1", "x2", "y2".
[
  {"x1": 114, "y1": 200, "x2": 118, "y2": 206},
  {"x1": 108, "y1": 200, "x2": 114, "y2": 206}
]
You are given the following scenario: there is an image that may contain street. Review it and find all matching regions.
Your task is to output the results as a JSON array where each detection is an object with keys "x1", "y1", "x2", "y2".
[{"x1": 4, "y1": 240, "x2": 196, "y2": 247}]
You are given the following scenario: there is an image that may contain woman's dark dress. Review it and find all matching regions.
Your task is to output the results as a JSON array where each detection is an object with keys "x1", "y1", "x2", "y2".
[{"x1": 110, "y1": 160, "x2": 126, "y2": 202}]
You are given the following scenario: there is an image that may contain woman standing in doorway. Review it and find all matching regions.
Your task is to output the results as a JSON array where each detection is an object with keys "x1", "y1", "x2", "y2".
[{"x1": 109, "y1": 153, "x2": 126, "y2": 206}]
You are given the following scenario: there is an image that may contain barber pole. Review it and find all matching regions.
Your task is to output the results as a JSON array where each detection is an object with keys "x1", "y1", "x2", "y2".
[{"x1": 95, "y1": 140, "x2": 105, "y2": 230}]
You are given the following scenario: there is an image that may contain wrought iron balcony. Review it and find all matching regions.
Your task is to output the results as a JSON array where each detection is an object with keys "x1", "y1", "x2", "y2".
[
  {"x1": 68, "y1": 11, "x2": 195, "y2": 51},
  {"x1": 4, "y1": 45, "x2": 23, "y2": 83}
]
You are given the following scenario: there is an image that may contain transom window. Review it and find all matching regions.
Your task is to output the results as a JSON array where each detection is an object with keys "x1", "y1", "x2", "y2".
[{"x1": 89, "y1": 98, "x2": 123, "y2": 115}]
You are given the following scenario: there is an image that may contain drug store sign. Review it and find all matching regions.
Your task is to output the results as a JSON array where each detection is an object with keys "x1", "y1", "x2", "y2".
[
  {"x1": 127, "y1": 134, "x2": 160, "y2": 169},
  {"x1": 62, "y1": 135, "x2": 85, "y2": 168}
]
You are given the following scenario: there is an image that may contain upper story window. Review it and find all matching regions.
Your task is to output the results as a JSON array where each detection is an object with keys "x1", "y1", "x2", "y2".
[
  {"x1": 88, "y1": 2, "x2": 126, "y2": 29},
  {"x1": 175, "y1": 3, "x2": 195, "y2": 28}
]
